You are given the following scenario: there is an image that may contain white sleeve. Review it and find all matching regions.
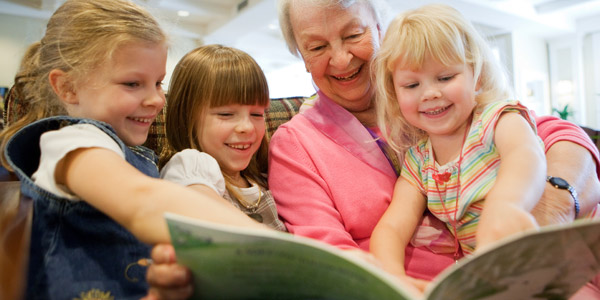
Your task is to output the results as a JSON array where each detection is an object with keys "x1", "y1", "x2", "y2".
[
  {"x1": 160, "y1": 149, "x2": 226, "y2": 196},
  {"x1": 32, "y1": 124, "x2": 125, "y2": 201}
]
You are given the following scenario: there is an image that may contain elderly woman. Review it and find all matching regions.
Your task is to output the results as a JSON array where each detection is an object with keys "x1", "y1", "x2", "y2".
[
  {"x1": 270, "y1": 0, "x2": 599, "y2": 275},
  {"x1": 144, "y1": 0, "x2": 600, "y2": 298}
]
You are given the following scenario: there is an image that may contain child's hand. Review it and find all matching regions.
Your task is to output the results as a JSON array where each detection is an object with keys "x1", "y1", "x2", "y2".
[
  {"x1": 390, "y1": 274, "x2": 429, "y2": 296},
  {"x1": 342, "y1": 248, "x2": 380, "y2": 266},
  {"x1": 143, "y1": 244, "x2": 193, "y2": 300},
  {"x1": 343, "y1": 249, "x2": 422, "y2": 293},
  {"x1": 475, "y1": 202, "x2": 539, "y2": 252},
  {"x1": 403, "y1": 275, "x2": 430, "y2": 293}
]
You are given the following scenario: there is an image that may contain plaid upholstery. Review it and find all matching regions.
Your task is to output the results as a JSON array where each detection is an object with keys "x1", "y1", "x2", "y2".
[
  {"x1": 144, "y1": 107, "x2": 166, "y2": 154},
  {"x1": 265, "y1": 96, "x2": 305, "y2": 140},
  {"x1": 1, "y1": 90, "x2": 308, "y2": 154}
]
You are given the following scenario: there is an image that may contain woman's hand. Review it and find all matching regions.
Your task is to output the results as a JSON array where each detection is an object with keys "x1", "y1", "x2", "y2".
[
  {"x1": 533, "y1": 141, "x2": 600, "y2": 225},
  {"x1": 142, "y1": 244, "x2": 193, "y2": 300}
]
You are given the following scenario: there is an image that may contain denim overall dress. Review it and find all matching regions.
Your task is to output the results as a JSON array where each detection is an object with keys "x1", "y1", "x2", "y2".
[{"x1": 4, "y1": 116, "x2": 159, "y2": 300}]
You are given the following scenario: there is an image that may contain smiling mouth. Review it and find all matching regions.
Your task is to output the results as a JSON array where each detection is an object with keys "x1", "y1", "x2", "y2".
[
  {"x1": 129, "y1": 117, "x2": 154, "y2": 123},
  {"x1": 227, "y1": 143, "x2": 251, "y2": 150},
  {"x1": 332, "y1": 66, "x2": 362, "y2": 81},
  {"x1": 422, "y1": 105, "x2": 451, "y2": 115}
]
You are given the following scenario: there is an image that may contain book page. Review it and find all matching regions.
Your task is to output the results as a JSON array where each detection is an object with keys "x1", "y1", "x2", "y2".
[
  {"x1": 165, "y1": 213, "x2": 419, "y2": 300},
  {"x1": 425, "y1": 219, "x2": 600, "y2": 300}
]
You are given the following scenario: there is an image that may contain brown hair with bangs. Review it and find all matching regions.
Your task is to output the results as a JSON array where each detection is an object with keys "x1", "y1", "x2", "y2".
[{"x1": 161, "y1": 44, "x2": 270, "y2": 191}]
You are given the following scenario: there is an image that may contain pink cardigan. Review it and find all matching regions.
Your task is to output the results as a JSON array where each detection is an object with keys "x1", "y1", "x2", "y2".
[{"x1": 268, "y1": 92, "x2": 455, "y2": 280}]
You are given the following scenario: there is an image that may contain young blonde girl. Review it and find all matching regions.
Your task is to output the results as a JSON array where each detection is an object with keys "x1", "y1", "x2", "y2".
[
  {"x1": 0, "y1": 1, "x2": 262, "y2": 298},
  {"x1": 370, "y1": 4, "x2": 546, "y2": 285},
  {"x1": 160, "y1": 45, "x2": 286, "y2": 231}
]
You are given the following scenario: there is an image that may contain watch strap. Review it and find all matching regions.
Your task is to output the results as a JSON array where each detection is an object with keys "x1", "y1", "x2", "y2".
[{"x1": 546, "y1": 176, "x2": 580, "y2": 218}]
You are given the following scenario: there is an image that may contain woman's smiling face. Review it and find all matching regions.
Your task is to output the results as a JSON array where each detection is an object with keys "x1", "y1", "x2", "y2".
[{"x1": 290, "y1": 0, "x2": 380, "y2": 113}]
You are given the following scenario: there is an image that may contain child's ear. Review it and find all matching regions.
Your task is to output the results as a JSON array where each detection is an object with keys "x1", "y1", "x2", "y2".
[{"x1": 48, "y1": 69, "x2": 78, "y2": 105}]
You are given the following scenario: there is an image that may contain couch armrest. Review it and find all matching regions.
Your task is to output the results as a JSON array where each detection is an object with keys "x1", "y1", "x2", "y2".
[{"x1": 0, "y1": 181, "x2": 31, "y2": 300}]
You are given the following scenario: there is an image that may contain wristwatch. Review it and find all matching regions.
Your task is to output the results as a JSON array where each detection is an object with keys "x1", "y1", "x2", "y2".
[{"x1": 546, "y1": 176, "x2": 580, "y2": 218}]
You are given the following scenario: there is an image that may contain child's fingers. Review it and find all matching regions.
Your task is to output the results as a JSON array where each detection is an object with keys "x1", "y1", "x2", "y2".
[
  {"x1": 146, "y1": 261, "x2": 190, "y2": 286},
  {"x1": 145, "y1": 284, "x2": 194, "y2": 300},
  {"x1": 406, "y1": 276, "x2": 430, "y2": 293},
  {"x1": 146, "y1": 243, "x2": 193, "y2": 298},
  {"x1": 150, "y1": 243, "x2": 177, "y2": 264}
]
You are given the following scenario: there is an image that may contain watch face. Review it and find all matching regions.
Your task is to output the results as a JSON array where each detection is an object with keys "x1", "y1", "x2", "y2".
[{"x1": 549, "y1": 176, "x2": 569, "y2": 189}]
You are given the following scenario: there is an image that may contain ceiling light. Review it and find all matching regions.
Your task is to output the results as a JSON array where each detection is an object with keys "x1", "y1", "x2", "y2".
[{"x1": 177, "y1": 10, "x2": 190, "y2": 17}]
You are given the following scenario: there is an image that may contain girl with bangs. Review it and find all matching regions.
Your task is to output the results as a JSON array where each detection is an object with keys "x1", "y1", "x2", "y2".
[
  {"x1": 160, "y1": 45, "x2": 286, "y2": 231},
  {"x1": 370, "y1": 4, "x2": 546, "y2": 289}
]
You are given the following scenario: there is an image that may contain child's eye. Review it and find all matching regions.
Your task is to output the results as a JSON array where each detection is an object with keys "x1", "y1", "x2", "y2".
[
  {"x1": 217, "y1": 113, "x2": 233, "y2": 117},
  {"x1": 404, "y1": 83, "x2": 419, "y2": 89},
  {"x1": 251, "y1": 113, "x2": 265, "y2": 118},
  {"x1": 123, "y1": 82, "x2": 140, "y2": 88},
  {"x1": 440, "y1": 75, "x2": 455, "y2": 82}
]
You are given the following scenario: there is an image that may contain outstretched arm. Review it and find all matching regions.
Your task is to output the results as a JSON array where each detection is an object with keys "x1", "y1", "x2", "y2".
[
  {"x1": 371, "y1": 177, "x2": 426, "y2": 284},
  {"x1": 476, "y1": 112, "x2": 546, "y2": 250},
  {"x1": 56, "y1": 147, "x2": 267, "y2": 244}
]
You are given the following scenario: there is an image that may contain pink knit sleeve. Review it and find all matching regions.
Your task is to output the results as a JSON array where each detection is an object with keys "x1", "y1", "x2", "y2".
[
  {"x1": 535, "y1": 115, "x2": 600, "y2": 177},
  {"x1": 268, "y1": 124, "x2": 361, "y2": 250}
]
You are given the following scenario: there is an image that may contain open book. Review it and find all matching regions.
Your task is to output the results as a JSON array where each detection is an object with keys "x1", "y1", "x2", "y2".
[{"x1": 165, "y1": 213, "x2": 600, "y2": 300}]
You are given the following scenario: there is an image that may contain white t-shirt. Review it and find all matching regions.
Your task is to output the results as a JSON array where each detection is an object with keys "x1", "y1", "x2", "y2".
[
  {"x1": 160, "y1": 149, "x2": 261, "y2": 206},
  {"x1": 32, "y1": 124, "x2": 125, "y2": 201},
  {"x1": 160, "y1": 149, "x2": 226, "y2": 196}
]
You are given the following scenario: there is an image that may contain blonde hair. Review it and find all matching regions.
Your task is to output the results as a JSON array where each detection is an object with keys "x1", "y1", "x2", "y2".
[
  {"x1": 374, "y1": 4, "x2": 511, "y2": 153},
  {"x1": 0, "y1": 0, "x2": 166, "y2": 169},
  {"x1": 160, "y1": 45, "x2": 270, "y2": 195},
  {"x1": 277, "y1": 0, "x2": 390, "y2": 57}
]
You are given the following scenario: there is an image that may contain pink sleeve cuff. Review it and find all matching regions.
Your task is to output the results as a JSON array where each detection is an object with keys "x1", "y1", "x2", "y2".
[{"x1": 535, "y1": 115, "x2": 600, "y2": 178}]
